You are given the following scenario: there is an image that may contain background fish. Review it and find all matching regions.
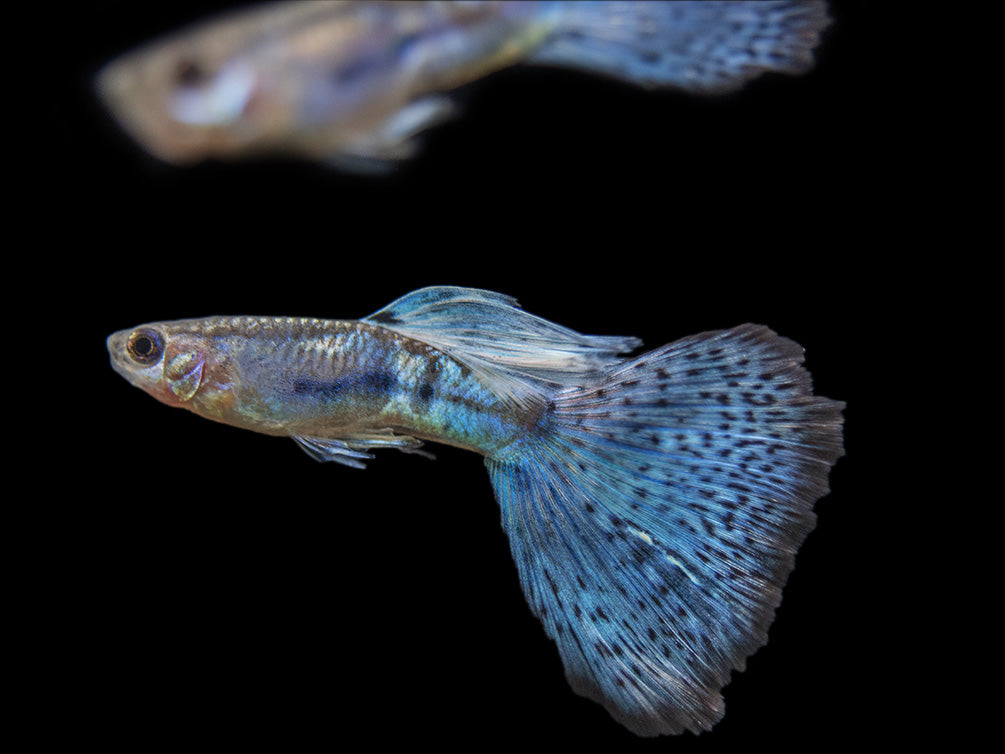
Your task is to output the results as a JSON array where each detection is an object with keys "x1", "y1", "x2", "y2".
[
  {"x1": 97, "y1": 0, "x2": 830, "y2": 170},
  {"x1": 107, "y1": 286, "x2": 844, "y2": 736}
]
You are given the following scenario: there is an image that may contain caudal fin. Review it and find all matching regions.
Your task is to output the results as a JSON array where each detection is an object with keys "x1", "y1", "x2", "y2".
[
  {"x1": 534, "y1": 0, "x2": 830, "y2": 92},
  {"x1": 486, "y1": 324, "x2": 843, "y2": 735}
]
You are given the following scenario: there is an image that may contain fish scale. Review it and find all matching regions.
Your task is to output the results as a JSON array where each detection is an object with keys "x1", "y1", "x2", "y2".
[{"x1": 107, "y1": 286, "x2": 843, "y2": 735}]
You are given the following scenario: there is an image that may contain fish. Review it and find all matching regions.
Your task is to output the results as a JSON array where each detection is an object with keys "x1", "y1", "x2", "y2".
[
  {"x1": 107, "y1": 285, "x2": 844, "y2": 736},
  {"x1": 97, "y1": 0, "x2": 830, "y2": 170}
]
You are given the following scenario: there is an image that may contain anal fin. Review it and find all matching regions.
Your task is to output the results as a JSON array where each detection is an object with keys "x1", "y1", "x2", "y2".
[{"x1": 293, "y1": 431, "x2": 432, "y2": 468}]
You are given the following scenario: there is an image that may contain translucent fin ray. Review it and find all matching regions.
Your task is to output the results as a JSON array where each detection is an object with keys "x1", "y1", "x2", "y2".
[
  {"x1": 486, "y1": 324, "x2": 843, "y2": 735},
  {"x1": 364, "y1": 286, "x2": 641, "y2": 409},
  {"x1": 294, "y1": 430, "x2": 429, "y2": 468}
]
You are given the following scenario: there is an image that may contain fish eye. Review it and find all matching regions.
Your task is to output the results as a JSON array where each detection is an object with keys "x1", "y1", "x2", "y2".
[
  {"x1": 174, "y1": 58, "x2": 208, "y2": 87},
  {"x1": 127, "y1": 329, "x2": 164, "y2": 364}
]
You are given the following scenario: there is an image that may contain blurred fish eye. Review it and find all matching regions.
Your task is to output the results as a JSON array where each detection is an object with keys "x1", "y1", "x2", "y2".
[
  {"x1": 173, "y1": 58, "x2": 208, "y2": 87},
  {"x1": 127, "y1": 329, "x2": 163, "y2": 364}
]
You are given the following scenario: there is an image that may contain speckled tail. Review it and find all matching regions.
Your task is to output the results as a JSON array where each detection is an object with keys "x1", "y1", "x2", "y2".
[
  {"x1": 486, "y1": 324, "x2": 843, "y2": 735},
  {"x1": 535, "y1": 0, "x2": 830, "y2": 92}
]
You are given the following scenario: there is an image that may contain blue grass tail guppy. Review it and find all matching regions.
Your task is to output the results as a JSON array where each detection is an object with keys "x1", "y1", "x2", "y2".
[
  {"x1": 107, "y1": 286, "x2": 844, "y2": 736},
  {"x1": 97, "y1": 0, "x2": 830, "y2": 170}
]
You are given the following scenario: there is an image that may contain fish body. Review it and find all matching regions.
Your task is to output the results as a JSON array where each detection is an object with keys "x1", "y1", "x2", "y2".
[
  {"x1": 107, "y1": 312, "x2": 533, "y2": 464},
  {"x1": 108, "y1": 286, "x2": 844, "y2": 735},
  {"x1": 97, "y1": 1, "x2": 830, "y2": 169}
]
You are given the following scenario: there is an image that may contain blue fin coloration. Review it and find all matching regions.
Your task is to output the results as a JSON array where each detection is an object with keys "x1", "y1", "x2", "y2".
[
  {"x1": 535, "y1": 0, "x2": 830, "y2": 93},
  {"x1": 485, "y1": 324, "x2": 843, "y2": 735},
  {"x1": 366, "y1": 286, "x2": 641, "y2": 410}
]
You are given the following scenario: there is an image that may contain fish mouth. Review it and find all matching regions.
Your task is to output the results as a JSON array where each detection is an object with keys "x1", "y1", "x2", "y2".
[{"x1": 106, "y1": 329, "x2": 133, "y2": 380}]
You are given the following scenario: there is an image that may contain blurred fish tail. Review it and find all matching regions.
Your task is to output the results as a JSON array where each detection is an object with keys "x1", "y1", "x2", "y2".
[
  {"x1": 486, "y1": 324, "x2": 843, "y2": 734},
  {"x1": 536, "y1": 0, "x2": 830, "y2": 92}
]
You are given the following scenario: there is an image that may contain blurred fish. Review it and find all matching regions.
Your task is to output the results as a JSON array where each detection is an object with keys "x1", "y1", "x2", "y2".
[
  {"x1": 108, "y1": 286, "x2": 843, "y2": 735},
  {"x1": 97, "y1": 1, "x2": 830, "y2": 170}
]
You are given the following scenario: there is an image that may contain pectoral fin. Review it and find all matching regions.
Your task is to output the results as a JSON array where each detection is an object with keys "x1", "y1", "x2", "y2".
[{"x1": 329, "y1": 96, "x2": 455, "y2": 171}]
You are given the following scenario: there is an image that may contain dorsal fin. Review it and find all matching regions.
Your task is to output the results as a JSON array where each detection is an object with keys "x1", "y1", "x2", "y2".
[{"x1": 363, "y1": 286, "x2": 641, "y2": 409}]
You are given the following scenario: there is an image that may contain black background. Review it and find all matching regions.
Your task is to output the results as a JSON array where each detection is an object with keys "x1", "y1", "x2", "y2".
[{"x1": 31, "y1": 1, "x2": 926, "y2": 748}]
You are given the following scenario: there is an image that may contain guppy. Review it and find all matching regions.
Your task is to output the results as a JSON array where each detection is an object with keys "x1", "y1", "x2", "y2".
[
  {"x1": 97, "y1": 0, "x2": 830, "y2": 170},
  {"x1": 108, "y1": 286, "x2": 843, "y2": 736}
]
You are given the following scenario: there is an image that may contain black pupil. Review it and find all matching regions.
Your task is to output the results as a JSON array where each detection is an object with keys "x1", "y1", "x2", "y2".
[
  {"x1": 175, "y1": 59, "x2": 205, "y2": 87},
  {"x1": 133, "y1": 336, "x2": 153, "y2": 356}
]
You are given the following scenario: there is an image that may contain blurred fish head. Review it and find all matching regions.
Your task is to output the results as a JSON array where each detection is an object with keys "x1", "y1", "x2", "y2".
[
  {"x1": 107, "y1": 322, "x2": 228, "y2": 412},
  {"x1": 96, "y1": 14, "x2": 319, "y2": 164}
]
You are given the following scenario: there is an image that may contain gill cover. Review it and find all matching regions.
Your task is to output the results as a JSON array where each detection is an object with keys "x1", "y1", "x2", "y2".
[{"x1": 163, "y1": 342, "x2": 204, "y2": 401}]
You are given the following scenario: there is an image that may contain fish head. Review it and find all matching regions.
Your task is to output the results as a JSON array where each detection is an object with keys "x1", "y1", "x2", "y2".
[
  {"x1": 95, "y1": 8, "x2": 319, "y2": 164},
  {"x1": 107, "y1": 322, "x2": 214, "y2": 409}
]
